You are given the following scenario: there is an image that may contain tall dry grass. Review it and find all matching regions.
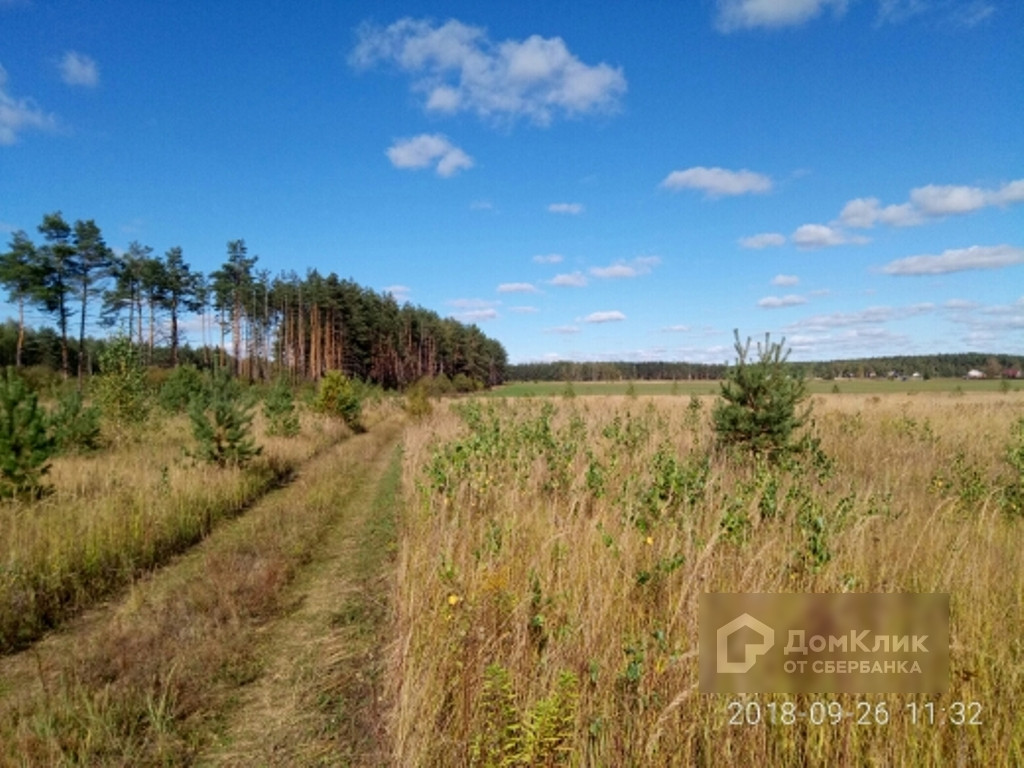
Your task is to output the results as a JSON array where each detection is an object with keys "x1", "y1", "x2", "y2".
[
  {"x1": 390, "y1": 393, "x2": 1024, "y2": 766},
  {"x1": 0, "y1": 407, "x2": 350, "y2": 653}
]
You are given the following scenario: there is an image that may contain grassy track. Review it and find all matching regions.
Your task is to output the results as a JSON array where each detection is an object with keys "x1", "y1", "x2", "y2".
[
  {"x1": 199, "y1": 440, "x2": 403, "y2": 766},
  {"x1": 0, "y1": 416, "x2": 404, "y2": 766}
]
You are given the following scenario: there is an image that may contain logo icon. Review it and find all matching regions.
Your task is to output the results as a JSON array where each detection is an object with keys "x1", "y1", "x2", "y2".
[{"x1": 717, "y1": 613, "x2": 775, "y2": 673}]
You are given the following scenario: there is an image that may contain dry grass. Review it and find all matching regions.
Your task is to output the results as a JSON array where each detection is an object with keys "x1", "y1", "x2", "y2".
[
  {"x1": 0, "y1": 406, "x2": 350, "y2": 653},
  {"x1": 390, "y1": 393, "x2": 1024, "y2": 766},
  {"x1": 0, "y1": 410, "x2": 403, "y2": 765}
]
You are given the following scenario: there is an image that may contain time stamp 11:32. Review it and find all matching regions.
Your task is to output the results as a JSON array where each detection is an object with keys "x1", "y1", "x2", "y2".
[{"x1": 726, "y1": 700, "x2": 983, "y2": 726}]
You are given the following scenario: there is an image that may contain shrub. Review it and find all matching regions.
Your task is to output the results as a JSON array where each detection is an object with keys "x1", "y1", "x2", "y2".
[
  {"x1": 188, "y1": 370, "x2": 262, "y2": 467},
  {"x1": 48, "y1": 390, "x2": 102, "y2": 454},
  {"x1": 314, "y1": 370, "x2": 363, "y2": 431},
  {"x1": 404, "y1": 378, "x2": 433, "y2": 419},
  {"x1": 0, "y1": 367, "x2": 55, "y2": 499},
  {"x1": 263, "y1": 377, "x2": 300, "y2": 437},
  {"x1": 93, "y1": 335, "x2": 151, "y2": 428},
  {"x1": 421, "y1": 373, "x2": 454, "y2": 397},
  {"x1": 452, "y1": 373, "x2": 479, "y2": 393},
  {"x1": 712, "y1": 330, "x2": 811, "y2": 462},
  {"x1": 158, "y1": 364, "x2": 208, "y2": 414}
]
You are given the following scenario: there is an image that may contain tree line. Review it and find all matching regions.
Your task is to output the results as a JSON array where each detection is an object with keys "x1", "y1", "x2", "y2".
[
  {"x1": 509, "y1": 353, "x2": 1021, "y2": 383},
  {"x1": 1, "y1": 212, "x2": 508, "y2": 389}
]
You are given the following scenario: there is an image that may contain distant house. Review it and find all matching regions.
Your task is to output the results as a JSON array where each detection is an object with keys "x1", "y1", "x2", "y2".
[
  {"x1": 1004, "y1": 369, "x2": 1022, "y2": 379},
  {"x1": 966, "y1": 369, "x2": 985, "y2": 379},
  {"x1": 911, "y1": 372, "x2": 921, "y2": 379}
]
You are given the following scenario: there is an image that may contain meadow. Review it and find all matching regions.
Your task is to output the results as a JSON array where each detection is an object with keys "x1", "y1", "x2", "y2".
[
  {"x1": 0, "y1": 382, "x2": 1021, "y2": 765},
  {"x1": 488, "y1": 377, "x2": 1017, "y2": 398},
  {"x1": 391, "y1": 390, "x2": 1024, "y2": 766}
]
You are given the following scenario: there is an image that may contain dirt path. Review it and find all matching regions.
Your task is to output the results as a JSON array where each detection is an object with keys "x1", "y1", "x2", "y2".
[
  {"x1": 198, "y1": 433, "x2": 402, "y2": 766},
  {"x1": 0, "y1": 418, "x2": 403, "y2": 766}
]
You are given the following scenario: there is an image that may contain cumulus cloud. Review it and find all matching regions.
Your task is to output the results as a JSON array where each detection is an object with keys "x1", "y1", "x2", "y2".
[
  {"x1": 546, "y1": 325, "x2": 580, "y2": 334},
  {"x1": 59, "y1": 51, "x2": 99, "y2": 87},
  {"x1": 758, "y1": 294, "x2": 808, "y2": 308},
  {"x1": 549, "y1": 271, "x2": 588, "y2": 287},
  {"x1": 881, "y1": 245, "x2": 1024, "y2": 275},
  {"x1": 838, "y1": 197, "x2": 921, "y2": 228},
  {"x1": 660, "y1": 166, "x2": 772, "y2": 197},
  {"x1": 387, "y1": 133, "x2": 473, "y2": 177},
  {"x1": 662, "y1": 324, "x2": 691, "y2": 332},
  {"x1": 583, "y1": 310, "x2": 626, "y2": 323},
  {"x1": 739, "y1": 232, "x2": 786, "y2": 249},
  {"x1": 497, "y1": 282, "x2": 539, "y2": 293},
  {"x1": 0, "y1": 64, "x2": 55, "y2": 144},
  {"x1": 839, "y1": 179, "x2": 1024, "y2": 228},
  {"x1": 510, "y1": 305, "x2": 539, "y2": 314},
  {"x1": 589, "y1": 256, "x2": 659, "y2": 279},
  {"x1": 715, "y1": 0, "x2": 849, "y2": 32},
  {"x1": 791, "y1": 223, "x2": 866, "y2": 249},
  {"x1": 548, "y1": 202, "x2": 584, "y2": 215},
  {"x1": 533, "y1": 253, "x2": 563, "y2": 263},
  {"x1": 771, "y1": 274, "x2": 800, "y2": 286},
  {"x1": 350, "y1": 18, "x2": 627, "y2": 126}
]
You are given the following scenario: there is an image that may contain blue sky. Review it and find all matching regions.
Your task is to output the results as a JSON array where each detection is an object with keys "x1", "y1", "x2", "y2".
[{"x1": 1, "y1": 0, "x2": 1022, "y2": 364}]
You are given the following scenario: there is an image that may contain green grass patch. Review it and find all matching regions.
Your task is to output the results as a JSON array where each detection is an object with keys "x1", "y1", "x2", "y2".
[{"x1": 491, "y1": 378, "x2": 1017, "y2": 397}]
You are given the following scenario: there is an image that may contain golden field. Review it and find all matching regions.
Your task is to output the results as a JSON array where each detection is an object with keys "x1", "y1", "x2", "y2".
[{"x1": 390, "y1": 392, "x2": 1024, "y2": 766}]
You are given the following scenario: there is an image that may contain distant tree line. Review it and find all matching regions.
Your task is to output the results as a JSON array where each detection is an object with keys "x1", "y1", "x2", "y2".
[
  {"x1": 509, "y1": 353, "x2": 1021, "y2": 383},
  {"x1": 1, "y1": 212, "x2": 507, "y2": 389}
]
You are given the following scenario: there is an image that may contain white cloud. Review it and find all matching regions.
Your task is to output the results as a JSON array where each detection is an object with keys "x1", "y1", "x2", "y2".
[
  {"x1": 59, "y1": 51, "x2": 99, "y2": 88},
  {"x1": 549, "y1": 271, "x2": 588, "y2": 287},
  {"x1": 771, "y1": 274, "x2": 800, "y2": 286},
  {"x1": 715, "y1": 0, "x2": 849, "y2": 32},
  {"x1": 951, "y1": 2, "x2": 996, "y2": 28},
  {"x1": 583, "y1": 310, "x2": 626, "y2": 323},
  {"x1": 383, "y1": 284, "x2": 411, "y2": 301},
  {"x1": 469, "y1": 200, "x2": 493, "y2": 210},
  {"x1": 386, "y1": 133, "x2": 473, "y2": 177},
  {"x1": 0, "y1": 64, "x2": 55, "y2": 144},
  {"x1": 792, "y1": 223, "x2": 866, "y2": 249},
  {"x1": 350, "y1": 18, "x2": 626, "y2": 126},
  {"x1": 662, "y1": 324, "x2": 691, "y2": 332},
  {"x1": 739, "y1": 232, "x2": 786, "y2": 249},
  {"x1": 758, "y1": 294, "x2": 807, "y2": 308},
  {"x1": 533, "y1": 253, "x2": 563, "y2": 263},
  {"x1": 660, "y1": 166, "x2": 772, "y2": 197},
  {"x1": 448, "y1": 297, "x2": 500, "y2": 309},
  {"x1": 838, "y1": 197, "x2": 921, "y2": 228},
  {"x1": 454, "y1": 308, "x2": 498, "y2": 322},
  {"x1": 589, "y1": 255, "x2": 659, "y2": 279},
  {"x1": 839, "y1": 179, "x2": 1024, "y2": 228},
  {"x1": 546, "y1": 325, "x2": 580, "y2": 334},
  {"x1": 548, "y1": 202, "x2": 584, "y2": 215},
  {"x1": 878, "y1": 0, "x2": 996, "y2": 27},
  {"x1": 784, "y1": 303, "x2": 933, "y2": 334},
  {"x1": 881, "y1": 245, "x2": 1024, "y2": 276},
  {"x1": 876, "y1": 0, "x2": 929, "y2": 25},
  {"x1": 497, "y1": 282, "x2": 539, "y2": 293},
  {"x1": 510, "y1": 305, "x2": 539, "y2": 314},
  {"x1": 943, "y1": 298, "x2": 979, "y2": 310}
]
